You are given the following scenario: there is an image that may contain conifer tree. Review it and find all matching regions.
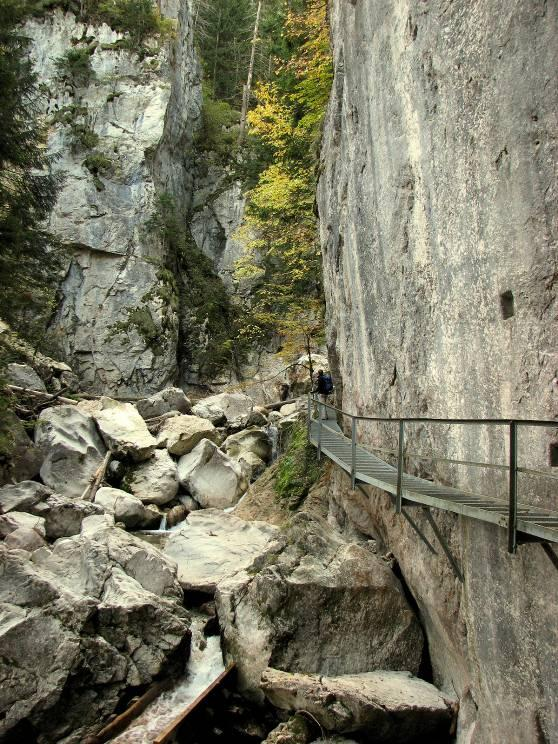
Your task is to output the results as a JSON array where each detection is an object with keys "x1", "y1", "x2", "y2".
[{"x1": 0, "y1": 0, "x2": 62, "y2": 342}]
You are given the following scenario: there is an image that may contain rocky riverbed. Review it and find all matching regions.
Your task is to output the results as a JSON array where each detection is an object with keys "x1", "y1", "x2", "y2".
[{"x1": 0, "y1": 368, "x2": 456, "y2": 743}]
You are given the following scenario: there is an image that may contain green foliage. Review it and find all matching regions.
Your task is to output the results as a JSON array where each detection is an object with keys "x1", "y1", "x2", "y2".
[
  {"x1": 50, "y1": 103, "x2": 88, "y2": 126},
  {"x1": 82, "y1": 151, "x2": 112, "y2": 175},
  {"x1": 195, "y1": 84, "x2": 240, "y2": 159},
  {"x1": 97, "y1": 0, "x2": 174, "y2": 48},
  {"x1": 69, "y1": 122, "x2": 99, "y2": 151},
  {"x1": 275, "y1": 422, "x2": 322, "y2": 510},
  {"x1": 234, "y1": 0, "x2": 332, "y2": 357},
  {"x1": 144, "y1": 193, "x2": 250, "y2": 379},
  {"x1": 54, "y1": 47, "x2": 95, "y2": 87},
  {"x1": 0, "y1": 0, "x2": 64, "y2": 346}
]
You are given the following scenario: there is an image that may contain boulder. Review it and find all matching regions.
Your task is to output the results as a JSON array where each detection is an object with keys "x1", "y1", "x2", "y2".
[
  {"x1": 165, "y1": 504, "x2": 189, "y2": 528},
  {"x1": 0, "y1": 511, "x2": 46, "y2": 539},
  {"x1": 247, "y1": 407, "x2": 269, "y2": 427},
  {"x1": 136, "y1": 387, "x2": 192, "y2": 419},
  {"x1": 222, "y1": 427, "x2": 273, "y2": 463},
  {"x1": 178, "y1": 493, "x2": 201, "y2": 512},
  {"x1": 157, "y1": 415, "x2": 219, "y2": 456},
  {"x1": 125, "y1": 449, "x2": 179, "y2": 505},
  {"x1": 239, "y1": 451, "x2": 267, "y2": 482},
  {"x1": 4, "y1": 526, "x2": 47, "y2": 552},
  {"x1": 0, "y1": 525, "x2": 188, "y2": 741},
  {"x1": 0, "y1": 481, "x2": 52, "y2": 514},
  {"x1": 193, "y1": 392, "x2": 254, "y2": 429},
  {"x1": 94, "y1": 397, "x2": 157, "y2": 462},
  {"x1": 177, "y1": 439, "x2": 248, "y2": 509},
  {"x1": 34, "y1": 494, "x2": 104, "y2": 540},
  {"x1": 6, "y1": 362, "x2": 46, "y2": 391},
  {"x1": 216, "y1": 513, "x2": 424, "y2": 698},
  {"x1": 35, "y1": 405, "x2": 107, "y2": 498},
  {"x1": 0, "y1": 411, "x2": 43, "y2": 486},
  {"x1": 261, "y1": 668, "x2": 456, "y2": 742},
  {"x1": 191, "y1": 400, "x2": 227, "y2": 426},
  {"x1": 163, "y1": 509, "x2": 284, "y2": 593},
  {"x1": 262, "y1": 714, "x2": 315, "y2": 744},
  {"x1": 268, "y1": 411, "x2": 283, "y2": 424},
  {"x1": 94, "y1": 487, "x2": 159, "y2": 529}
]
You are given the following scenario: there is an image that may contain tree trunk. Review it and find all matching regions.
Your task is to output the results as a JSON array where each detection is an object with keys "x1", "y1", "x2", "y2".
[{"x1": 238, "y1": 0, "x2": 263, "y2": 145}]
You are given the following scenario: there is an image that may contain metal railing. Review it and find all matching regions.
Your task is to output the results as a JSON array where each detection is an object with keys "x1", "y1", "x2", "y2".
[{"x1": 308, "y1": 394, "x2": 558, "y2": 553}]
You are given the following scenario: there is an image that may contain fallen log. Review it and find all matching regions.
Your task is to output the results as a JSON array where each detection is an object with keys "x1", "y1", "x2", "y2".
[
  {"x1": 83, "y1": 678, "x2": 173, "y2": 744},
  {"x1": 81, "y1": 451, "x2": 112, "y2": 502},
  {"x1": 264, "y1": 397, "x2": 303, "y2": 411},
  {"x1": 153, "y1": 664, "x2": 236, "y2": 744},
  {"x1": 6, "y1": 384, "x2": 78, "y2": 406}
]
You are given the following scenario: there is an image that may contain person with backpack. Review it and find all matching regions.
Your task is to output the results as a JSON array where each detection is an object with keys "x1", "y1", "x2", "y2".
[{"x1": 314, "y1": 369, "x2": 334, "y2": 418}]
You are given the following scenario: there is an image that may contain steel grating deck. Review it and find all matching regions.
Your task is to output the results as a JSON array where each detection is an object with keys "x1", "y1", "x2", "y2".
[{"x1": 309, "y1": 419, "x2": 558, "y2": 544}]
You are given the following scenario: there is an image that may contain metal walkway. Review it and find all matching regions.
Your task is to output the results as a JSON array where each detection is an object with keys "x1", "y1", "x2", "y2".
[{"x1": 307, "y1": 398, "x2": 558, "y2": 554}]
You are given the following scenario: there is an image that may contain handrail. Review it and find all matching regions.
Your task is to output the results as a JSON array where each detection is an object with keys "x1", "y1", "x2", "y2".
[
  {"x1": 308, "y1": 394, "x2": 557, "y2": 553},
  {"x1": 308, "y1": 394, "x2": 558, "y2": 427}
]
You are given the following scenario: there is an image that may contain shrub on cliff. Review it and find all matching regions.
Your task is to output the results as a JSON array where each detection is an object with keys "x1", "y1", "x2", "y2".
[{"x1": 275, "y1": 422, "x2": 322, "y2": 510}]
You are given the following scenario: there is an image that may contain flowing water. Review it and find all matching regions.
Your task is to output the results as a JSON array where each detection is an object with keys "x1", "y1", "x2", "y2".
[
  {"x1": 265, "y1": 423, "x2": 279, "y2": 462},
  {"x1": 113, "y1": 615, "x2": 224, "y2": 743}
]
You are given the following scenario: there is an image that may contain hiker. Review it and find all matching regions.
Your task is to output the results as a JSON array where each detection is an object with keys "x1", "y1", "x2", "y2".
[{"x1": 313, "y1": 369, "x2": 334, "y2": 418}]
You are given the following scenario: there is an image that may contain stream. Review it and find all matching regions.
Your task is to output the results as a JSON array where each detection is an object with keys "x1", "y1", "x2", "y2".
[{"x1": 113, "y1": 615, "x2": 224, "y2": 743}]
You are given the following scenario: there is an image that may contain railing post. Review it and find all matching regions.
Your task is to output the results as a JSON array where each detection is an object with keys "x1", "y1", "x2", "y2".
[
  {"x1": 317, "y1": 410, "x2": 323, "y2": 461},
  {"x1": 508, "y1": 420, "x2": 518, "y2": 554},
  {"x1": 396, "y1": 420, "x2": 405, "y2": 514},
  {"x1": 307, "y1": 394, "x2": 311, "y2": 441},
  {"x1": 351, "y1": 417, "x2": 357, "y2": 490}
]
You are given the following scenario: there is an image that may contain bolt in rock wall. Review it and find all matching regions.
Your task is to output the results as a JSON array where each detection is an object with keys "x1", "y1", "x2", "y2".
[
  {"x1": 318, "y1": 1, "x2": 557, "y2": 742},
  {"x1": 26, "y1": 3, "x2": 201, "y2": 395}
]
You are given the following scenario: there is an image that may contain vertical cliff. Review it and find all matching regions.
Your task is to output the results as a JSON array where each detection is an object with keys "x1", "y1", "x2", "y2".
[
  {"x1": 26, "y1": 2, "x2": 201, "y2": 395},
  {"x1": 318, "y1": 1, "x2": 557, "y2": 742}
]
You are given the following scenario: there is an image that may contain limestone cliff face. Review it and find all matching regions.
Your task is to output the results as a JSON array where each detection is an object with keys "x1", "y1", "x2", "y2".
[
  {"x1": 318, "y1": 1, "x2": 557, "y2": 742},
  {"x1": 26, "y1": 3, "x2": 201, "y2": 395}
]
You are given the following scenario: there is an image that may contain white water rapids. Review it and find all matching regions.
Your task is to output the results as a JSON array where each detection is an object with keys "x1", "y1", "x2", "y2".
[{"x1": 113, "y1": 615, "x2": 224, "y2": 743}]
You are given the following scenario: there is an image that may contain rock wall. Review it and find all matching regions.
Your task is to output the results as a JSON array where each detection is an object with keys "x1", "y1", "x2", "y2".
[
  {"x1": 318, "y1": 1, "x2": 557, "y2": 742},
  {"x1": 26, "y1": 3, "x2": 201, "y2": 395}
]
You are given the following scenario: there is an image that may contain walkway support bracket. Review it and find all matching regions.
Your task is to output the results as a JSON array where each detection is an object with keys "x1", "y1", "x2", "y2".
[
  {"x1": 508, "y1": 421, "x2": 518, "y2": 554},
  {"x1": 396, "y1": 420, "x2": 405, "y2": 514},
  {"x1": 351, "y1": 418, "x2": 357, "y2": 490},
  {"x1": 423, "y1": 508, "x2": 464, "y2": 583}
]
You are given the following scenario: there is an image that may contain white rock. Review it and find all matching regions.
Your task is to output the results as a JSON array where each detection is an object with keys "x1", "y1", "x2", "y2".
[
  {"x1": 125, "y1": 450, "x2": 179, "y2": 505},
  {"x1": 156, "y1": 414, "x2": 219, "y2": 456},
  {"x1": 80, "y1": 513, "x2": 116, "y2": 536},
  {"x1": 34, "y1": 495, "x2": 104, "y2": 540},
  {"x1": 95, "y1": 487, "x2": 160, "y2": 529},
  {"x1": 136, "y1": 388, "x2": 192, "y2": 419},
  {"x1": 0, "y1": 511, "x2": 46, "y2": 539},
  {"x1": 0, "y1": 481, "x2": 52, "y2": 514},
  {"x1": 177, "y1": 439, "x2": 248, "y2": 509},
  {"x1": 94, "y1": 397, "x2": 157, "y2": 462},
  {"x1": 6, "y1": 363, "x2": 46, "y2": 392},
  {"x1": 35, "y1": 405, "x2": 107, "y2": 498},
  {"x1": 193, "y1": 392, "x2": 254, "y2": 429},
  {"x1": 191, "y1": 400, "x2": 227, "y2": 426},
  {"x1": 261, "y1": 668, "x2": 456, "y2": 740},
  {"x1": 4, "y1": 527, "x2": 47, "y2": 552},
  {"x1": 163, "y1": 509, "x2": 283, "y2": 592},
  {"x1": 222, "y1": 427, "x2": 273, "y2": 463},
  {"x1": 238, "y1": 451, "x2": 267, "y2": 482}
]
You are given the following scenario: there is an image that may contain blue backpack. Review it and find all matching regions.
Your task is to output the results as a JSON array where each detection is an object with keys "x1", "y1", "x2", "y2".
[{"x1": 322, "y1": 373, "x2": 334, "y2": 394}]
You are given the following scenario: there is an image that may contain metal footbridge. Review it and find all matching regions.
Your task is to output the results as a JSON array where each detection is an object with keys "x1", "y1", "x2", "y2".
[{"x1": 307, "y1": 397, "x2": 558, "y2": 562}]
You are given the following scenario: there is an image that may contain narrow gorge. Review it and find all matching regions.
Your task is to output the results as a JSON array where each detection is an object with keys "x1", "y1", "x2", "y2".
[{"x1": 0, "y1": 1, "x2": 556, "y2": 743}]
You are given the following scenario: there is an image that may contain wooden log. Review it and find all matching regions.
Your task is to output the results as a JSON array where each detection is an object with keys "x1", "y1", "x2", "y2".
[
  {"x1": 153, "y1": 664, "x2": 236, "y2": 744},
  {"x1": 81, "y1": 451, "x2": 112, "y2": 502},
  {"x1": 83, "y1": 678, "x2": 173, "y2": 744},
  {"x1": 6, "y1": 385, "x2": 78, "y2": 406},
  {"x1": 264, "y1": 397, "x2": 302, "y2": 411}
]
